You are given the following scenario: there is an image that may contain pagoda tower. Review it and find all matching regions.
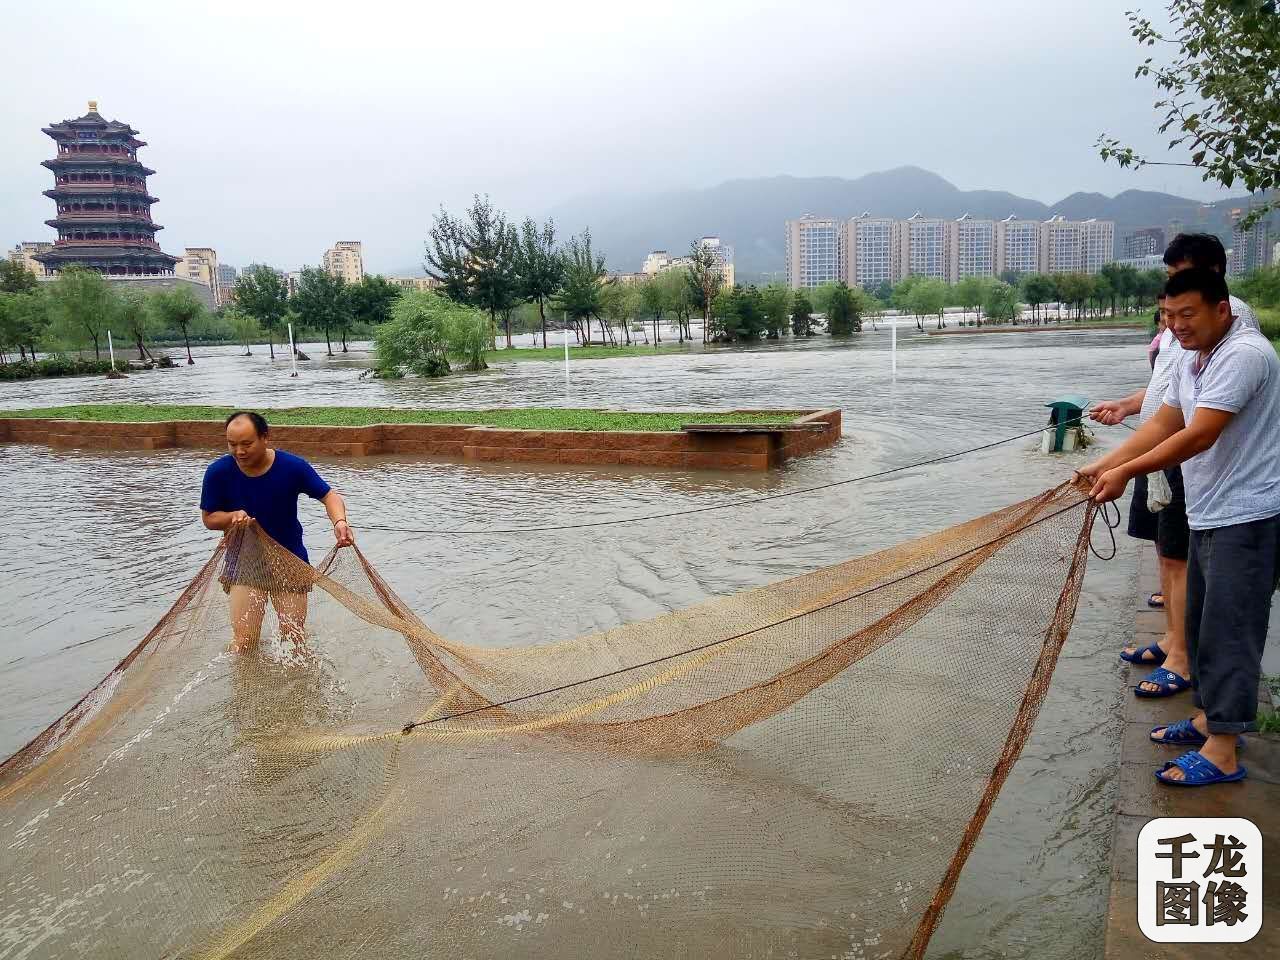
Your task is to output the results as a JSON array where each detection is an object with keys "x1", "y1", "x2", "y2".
[{"x1": 34, "y1": 102, "x2": 179, "y2": 276}]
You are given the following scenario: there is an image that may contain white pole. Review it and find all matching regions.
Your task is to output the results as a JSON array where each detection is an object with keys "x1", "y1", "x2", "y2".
[
  {"x1": 288, "y1": 323, "x2": 298, "y2": 377},
  {"x1": 107, "y1": 330, "x2": 115, "y2": 372},
  {"x1": 563, "y1": 315, "x2": 571, "y2": 392},
  {"x1": 891, "y1": 317, "x2": 897, "y2": 378}
]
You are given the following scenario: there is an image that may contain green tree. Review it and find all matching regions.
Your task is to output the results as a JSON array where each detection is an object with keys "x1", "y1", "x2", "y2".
[
  {"x1": 791, "y1": 290, "x2": 815, "y2": 337},
  {"x1": 907, "y1": 278, "x2": 948, "y2": 330},
  {"x1": 0, "y1": 290, "x2": 52, "y2": 361},
  {"x1": 954, "y1": 276, "x2": 987, "y2": 323},
  {"x1": 224, "y1": 308, "x2": 262, "y2": 356},
  {"x1": 292, "y1": 267, "x2": 351, "y2": 356},
  {"x1": 374, "y1": 291, "x2": 454, "y2": 378},
  {"x1": 148, "y1": 285, "x2": 206, "y2": 364},
  {"x1": 232, "y1": 265, "x2": 290, "y2": 359},
  {"x1": 686, "y1": 241, "x2": 723, "y2": 343},
  {"x1": 47, "y1": 266, "x2": 117, "y2": 359},
  {"x1": 638, "y1": 276, "x2": 668, "y2": 345},
  {"x1": 1019, "y1": 274, "x2": 1055, "y2": 322},
  {"x1": 349, "y1": 275, "x2": 402, "y2": 330},
  {"x1": 0, "y1": 260, "x2": 38, "y2": 294},
  {"x1": 515, "y1": 217, "x2": 565, "y2": 349},
  {"x1": 1098, "y1": 1, "x2": 1280, "y2": 229},
  {"x1": 826, "y1": 281, "x2": 863, "y2": 335},
  {"x1": 982, "y1": 281, "x2": 1021, "y2": 323},
  {"x1": 657, "y1": 269, "x2": 694, "y2": 342},
  {"x1": 761, "y1": 283, "x2": 792, "y2": 339},
  {"x1": 1235, "y1": 264, "x2": 1280, "y2": 308},
  {"x1": 555, "y1": 231, "x2": 608, "y2": 345},
  {"x1": 116, "y1": 289, "x2": 155, "y2": 360},
  {"x1": 809, "y1": 281, "x2": 838, "y2": 316},
  {"x1": 1098, "y1": 262, "x2": 1138, "y2": 316},
  {"x1": 426, "y1": 195, "x2": 520, "y2": 347},
  {"x1": 600, "y1": 281, "x2": 639, "y2": 345}
]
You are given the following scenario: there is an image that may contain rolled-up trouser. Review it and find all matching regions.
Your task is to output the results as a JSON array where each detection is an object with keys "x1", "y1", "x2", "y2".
[{"x1": 1186, "y1": 512, "x2": 1280, "y2": 734}]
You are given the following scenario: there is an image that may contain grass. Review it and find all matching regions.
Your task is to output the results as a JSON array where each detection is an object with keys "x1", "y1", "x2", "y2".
[
  {"x1": 1256, "y1": 306, "x2": 1279, "y2": 352},
  {"x1": 0, "y1": 403, "x2": 806, "y2": 433},
  {"x1": 484, "y1": 342, "x2": 698, "y2": 362}
]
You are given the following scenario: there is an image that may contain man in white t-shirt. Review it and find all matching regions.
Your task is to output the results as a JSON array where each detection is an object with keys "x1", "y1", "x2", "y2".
[
  {"x1": 1089, "y1": 234, "x2": 1258, "y2": 698},
  {"x1": 1080, "y1": 267, "x2": 1280, "y2": 787}
]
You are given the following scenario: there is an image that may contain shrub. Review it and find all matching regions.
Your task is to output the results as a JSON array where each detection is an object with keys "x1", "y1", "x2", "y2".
[{"x1": 374, "y1": 292, "x2": 453, "y2": 379}]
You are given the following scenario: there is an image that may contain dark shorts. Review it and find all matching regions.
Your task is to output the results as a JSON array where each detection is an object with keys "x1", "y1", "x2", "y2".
[{"x1": 1126, "y1": 468, "x2": 1189, "y2": 561}]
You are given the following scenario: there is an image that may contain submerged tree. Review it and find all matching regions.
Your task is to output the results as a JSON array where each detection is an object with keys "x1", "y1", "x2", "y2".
[
  {"x1": 293, "y1": 268, "x2": 351, "y2": 356},
  {"x1": 426, "y1": 195, "x2": 520, "y2": 348},
  {"x1": 232, "y1": 265, "x2": 290, "y2": 359},
  {"x1": 555, "y1": 231, "x2": 608, "y2": 345},
  {"x1": 47, "y1": 267, "x2": 117, "y2": 360},
  {"x1": 148, "y1": 285, "x2": 206, "y2": 364},
  {"x1": 515, "y1": 217, "x2": 565, "y2": 349}
]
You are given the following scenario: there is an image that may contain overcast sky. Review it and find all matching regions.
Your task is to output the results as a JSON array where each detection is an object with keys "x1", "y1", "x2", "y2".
[{"x1": 1, "y1": 0, "x2": 1237, "y2": 273}]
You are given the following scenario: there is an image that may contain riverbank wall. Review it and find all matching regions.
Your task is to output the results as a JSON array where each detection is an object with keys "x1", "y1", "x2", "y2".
[{"x1": 0, "y1": 409, "x2": 841, "y2": 471}]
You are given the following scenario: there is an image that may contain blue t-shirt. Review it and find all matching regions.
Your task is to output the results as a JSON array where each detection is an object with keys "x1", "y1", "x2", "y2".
[{"x1": 200, "y1": 450, "x2": 332, "y2": 561}]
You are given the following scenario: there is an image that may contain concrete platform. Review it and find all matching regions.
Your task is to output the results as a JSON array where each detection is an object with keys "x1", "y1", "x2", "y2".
[{"x1": 1103, "y1": 551, "x2": 1279, "y2": 957}]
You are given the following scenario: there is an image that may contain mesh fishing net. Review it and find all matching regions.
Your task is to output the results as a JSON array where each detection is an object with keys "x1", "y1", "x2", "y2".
[{"x1": 1, "y1": 482, "x2": 1102, "y2": 960}]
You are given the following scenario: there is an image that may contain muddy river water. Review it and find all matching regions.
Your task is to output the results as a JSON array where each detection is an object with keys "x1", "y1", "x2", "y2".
[{"x1": 1, "y1": 326, "x2": 1151, "y2": 957}]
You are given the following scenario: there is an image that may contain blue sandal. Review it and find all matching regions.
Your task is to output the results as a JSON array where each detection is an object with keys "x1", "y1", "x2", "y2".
[
  {"x1": 1156, "y1": 750, "x2": 1247, "y2": 787},
  {"x1": 1149, "y1": 718, "x2": 1245, "y2": 749},
  {"x1": 1134, "y1": 666, "x2": 1192, "y2": 698},
  {"x1": 1120, "y1": 641, "x2": 1167, "y2": 666}
]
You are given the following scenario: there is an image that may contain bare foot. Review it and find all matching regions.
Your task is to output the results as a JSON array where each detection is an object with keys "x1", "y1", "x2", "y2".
[
  {"x1": 1138, "y1": 654, "x2": 1191, "y2": 694},
  {"x1": 1151, "y1": 712, "x2": 1207, "y2": 745},
  {"x1": 1161, "y1": 731, "x2": 1239, "y2": 781}
]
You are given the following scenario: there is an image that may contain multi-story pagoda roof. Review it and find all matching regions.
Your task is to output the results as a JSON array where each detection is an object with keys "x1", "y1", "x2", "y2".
[{"x1": 33, "y1": 102, "x2": 178, "y2": 276}]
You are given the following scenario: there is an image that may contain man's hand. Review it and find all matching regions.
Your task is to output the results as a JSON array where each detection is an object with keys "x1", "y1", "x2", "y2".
[
  {"x1": 1074, "y1": 457, "x2": 1109, "y2": 485},
  {"x1": 1089, "y1": 400, "x2": 1127, "y2": 426},
  {"x1": 334, "y1": 518, "x2": 355, "y2": 547},
  {"x1": 1089, "y1": 467, "x2": 1129, "y2": 505},
  {"x1": 228, "y1": 509, "x2": 251, "y2": 526}
]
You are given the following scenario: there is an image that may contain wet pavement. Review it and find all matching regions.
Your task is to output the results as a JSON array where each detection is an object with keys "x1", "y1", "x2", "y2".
[{"x1": 0, "y1": 325, "x2": 1153, "y2": 958}]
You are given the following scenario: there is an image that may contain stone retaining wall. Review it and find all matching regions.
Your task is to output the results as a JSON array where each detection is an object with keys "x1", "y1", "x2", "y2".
[{"x1": 0, "y1": 409, "x2": 841, "y2": 471}]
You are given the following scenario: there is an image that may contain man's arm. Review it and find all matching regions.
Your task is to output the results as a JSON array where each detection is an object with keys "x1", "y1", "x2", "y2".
[
  {"x1": 1086, "y1": 405, "x2": 1235, "y2": 503},
  {"x1": 202, "y1": 509, "x2": 250, "y2": 532},
  {"x1": 1089, "y1": 388, "x2": 1146, "y2": 425},
  {"x1": 1078, "y1": 402, "x2": 1184, "y2": 480},
  {"x1": 321, "y1": 490, "x2": 354, "y2": 546}
]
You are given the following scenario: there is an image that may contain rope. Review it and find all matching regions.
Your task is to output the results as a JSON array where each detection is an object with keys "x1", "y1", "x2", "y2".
[
  {"x1": 401, "y1": 493, "x2": 1107, "y2": 734},
  {"x1": 366, "y1": 413, "x2": 1111, "y2": 537}
]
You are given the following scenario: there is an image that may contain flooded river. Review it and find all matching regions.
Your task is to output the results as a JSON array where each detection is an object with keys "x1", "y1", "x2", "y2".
[{"x1": 0, "y1": 326, "x2": 1148, "y2": 958}]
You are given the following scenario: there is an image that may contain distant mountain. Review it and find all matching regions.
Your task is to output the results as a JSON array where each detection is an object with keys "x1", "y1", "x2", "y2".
[{"x1": 545, "y1": 166, "x2": 1263, "y2": 281}]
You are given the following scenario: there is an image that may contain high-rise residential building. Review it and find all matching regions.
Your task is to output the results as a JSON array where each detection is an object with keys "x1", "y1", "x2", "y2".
[
  {"x1": 641, "y1": 250, "x2": 674, "y2": 275},
  {"x1": 322, "y1": 241, "x2": 364, "y2": 283},
  {"x1": 34, "y1": 101, "x2": 178, "y2": 277},
  {"x1": 995, "y1": 215, "x2": 1041, "y2": 277},
  {"x1": 1122, "y1": 227, "x2": 1166, "y2": 260},
  {"x1": 843, "y1": 213, "x2": 901, "y2": 290},
  {"x1": 697, "y1": 236, "x2": 735, "y2": 288},
  {"x1": 905, "y1": 212, "x2": 949, "y2": 281},
  {"x1": 1080, "y1": 219, "x2": 1115, "y2": 275},
  {"x1": 8, "y1": 242, "x2": 54, "y2": 277},
  {"x1": 1040, "y1": 216, "x2": 1084, "y2": 273},
  {"x1": 785, "y1": 215, "x2": 843, "y2": 289},
  {"x1": 215, "y1": 262, "x2": 238, "y2": 304},
  {"x1": 174, "y1": 247, "x2": 222, "y2": 305},
  {"x1": 949, "y1": 214, "x2": 996, "y2": 281},
  {"x1": 1228, "y1": 208, "x2": 1271, "y2": 277}
]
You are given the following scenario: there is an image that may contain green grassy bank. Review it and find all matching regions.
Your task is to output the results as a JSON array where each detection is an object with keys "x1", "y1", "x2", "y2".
[
  {"x1": 484, "y1": 342, "x2": 698, "y2": 362},
  {"x1": 0, "y1": 403, "x2": 804, "y2": 433}
]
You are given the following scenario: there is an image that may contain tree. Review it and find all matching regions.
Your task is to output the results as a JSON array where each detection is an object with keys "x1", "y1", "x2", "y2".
[
  {"x1": 761, "y1": 283, "x2": 792, "y2": 339},
  {"x1": 374, "y1": 291, "x2": 452, "y2": 378},
  {"x1": 711, "y1": 285, "x2": 768, "y2": 342},
  {"x1": 657, "y1": 269, "x2": 694, "y2": 342},
  {"x1": 232, "y1": 265, "x2": 290, "y2": 359},
  {"x1": 224, "y1": 308, "x2": 262, "y2": 356},
  {"x1": 638, "y1": 276, "x2": 669, "y2": 345},
  {"x1": 148, "y1": 285, "x2": 206, "y2": 364},
  {"x1": 349, "y1": 275, "x2": 402, "y2": 330},
  {"x1": 826, "y1": 281, "x2": 861, "y2": 335},
  {"x1": 555, "y1": 231, "x2": 608, "y2": 345},
  {"x1": 1020, "y1": 273, "x2": 1055, "y2": 322},
  {"x1": 954, "y1": 276, "x2": 987, "y2": 323},
  {"x1": 791, "y1": 290, "x2": 815, "y2": 337},
  {"x1": 0, "y1": 260, "x2": 38, "y2": 294},
  {"x1": 515, "y1": 217, "x2": 565, "y2": 349},
  {"x1": 686, "y1": 241, "x2": 723, "y2": 343},
  {"x1": 907, "y1": 278, "x2": 948, "y2": 330},
  {"x1": 982, "y1": 281, "x2": 1021, "y2": 324},
  {"x1": 292, "y1": 267, "x2": 351, "y2": 356},
  {"x1": 600, "y1": 281, "x2": 638, "y2": 345},
  {"x1": 115, "y1": 289, "x2": 155, "y2": 360},
  {"x1": 1235, "y1": 264, "x2": 1280, "y2": 308},
  {"x1": 1055, "y1": 273, "x2": 1095, "y2": 321},
  {"x1": 1098, "y1": 1, "x2": 1280, "y2": 230},
  {"x1": 0, "y1": 290, "x2": 50, "y2": 362},
  {"x1": 809, "y1": 281, "x2": 838, "y2": 317},
  {"x1": 426, "y1": 195, "x2": 520, "y2": 347},
  {"x1": 47, "y1": 267, "x2": 117, "y2": 359}
]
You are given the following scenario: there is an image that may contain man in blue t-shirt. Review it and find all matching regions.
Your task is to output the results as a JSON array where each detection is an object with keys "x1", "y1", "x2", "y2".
[{"x1": 200, "y1": 411, "x2": 354, "y2": 652}]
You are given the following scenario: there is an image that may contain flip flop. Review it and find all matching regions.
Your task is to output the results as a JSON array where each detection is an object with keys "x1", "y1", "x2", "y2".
[
  {"x1": 1156, "y1": 750, "x2": 1247, "y2": 787},
  {"x1": 1120, "y1": 641, "x2": 1167, "y2": 666},
  {"x1": 1149, "y1": 719, "x2": 1246, "y2": 750},
  {"x1": 1134, "y1": 666, "x2": 1192, "y2": 698},
  {"x1": 1147, "y1": 592, "x2": 1165, "y2": 608}
]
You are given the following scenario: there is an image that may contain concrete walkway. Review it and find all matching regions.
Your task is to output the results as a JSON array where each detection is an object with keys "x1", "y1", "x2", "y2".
[{"x1": 1103, "y1": 552, "x2": 1279, "y2": 957}]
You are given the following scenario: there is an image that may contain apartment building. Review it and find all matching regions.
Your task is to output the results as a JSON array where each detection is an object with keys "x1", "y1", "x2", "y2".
[
  {"x1": 1122, "y1": 227, "x2": 1166, "y2": 260},
  {"x1": 1080, "y1": 219, "x2": 1115, "y2": 275},
  {"x1": 843, "y1": 213, "x2": 899, "y2": 290},
  {"x1": 950, "y1": 214, "x2": 996, "y2": 280},
  {"x1": 1228, "y1": 209, "x2": 1271, "y2": 277},
  {"x1": 322, "y1": 241, "x2": 364, "y2": 283},
  {"x1": 173, "y1": 246, "x2": 222, "y2": 306},
  {"x1": 7, "y1": 242, "x2": 53, "y2": 277},
  {"x1": 904, "y1": 213, "x2": 949, "y2": 281},
  {"x1": 785, "y1": 215, "x2": 843, "y2": 289},
  {"x1": 640, "y1": 238, "x2": 734, "y2": 287},
  {"x1": 994, "y1": 216, "x2": 1041, "y2": 277}
]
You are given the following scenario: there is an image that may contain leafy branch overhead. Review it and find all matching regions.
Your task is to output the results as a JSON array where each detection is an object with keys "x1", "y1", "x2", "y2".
[{"x1": 1097, "y1": 0, "x2": 1280, "y2": 229}]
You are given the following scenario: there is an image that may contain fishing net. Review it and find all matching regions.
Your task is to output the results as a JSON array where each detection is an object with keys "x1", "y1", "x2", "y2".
[{"x1": 0, "y1": 482, "x2": 1102, "y2": 960}]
